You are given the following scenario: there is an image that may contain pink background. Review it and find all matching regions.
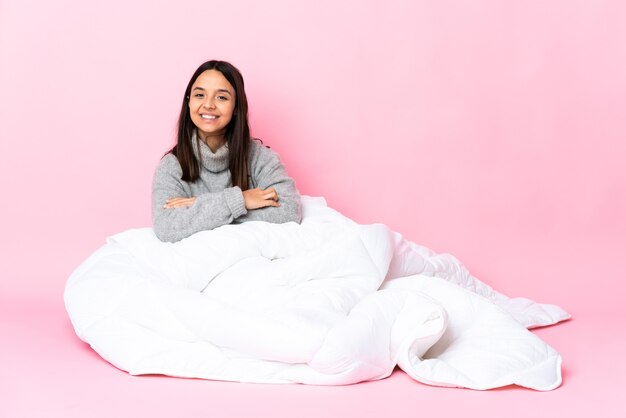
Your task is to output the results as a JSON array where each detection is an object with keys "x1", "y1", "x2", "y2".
[{"x1": 1, "y1": 0, "x2": 625, "y2": 417}]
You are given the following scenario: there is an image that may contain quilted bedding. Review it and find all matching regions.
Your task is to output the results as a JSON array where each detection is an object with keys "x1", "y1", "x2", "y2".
[{"x1": 64, "y1": 196, "x2": 570, "y2": 390}]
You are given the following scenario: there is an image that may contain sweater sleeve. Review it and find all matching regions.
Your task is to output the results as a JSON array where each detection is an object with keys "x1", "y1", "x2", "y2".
[
  {"x1": 151, "y1": 155, "x2": 247, "y2": 242},
  {"x1": 235, "y1": 144, "x2": 302, "y2": 225}
]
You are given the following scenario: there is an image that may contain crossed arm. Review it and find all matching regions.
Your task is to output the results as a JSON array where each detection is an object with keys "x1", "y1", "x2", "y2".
[{"x1": 164, "y1": 187, "x2": 280, "y2": 210}]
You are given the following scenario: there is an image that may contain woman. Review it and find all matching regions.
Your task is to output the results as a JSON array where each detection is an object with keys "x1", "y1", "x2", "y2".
[{"x1": 152, "y1": 60, "x2": 302, "y2": 242}]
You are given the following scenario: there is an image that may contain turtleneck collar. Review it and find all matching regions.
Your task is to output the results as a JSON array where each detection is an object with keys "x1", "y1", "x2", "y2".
[{"x1": 191, "y1": 130, "x2": 229, "y2": 173}]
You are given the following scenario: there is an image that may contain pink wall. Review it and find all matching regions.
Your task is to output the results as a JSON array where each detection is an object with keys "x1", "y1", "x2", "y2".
[{"x1": 1, "y1": 0, "x2": 625, "y2": 314}]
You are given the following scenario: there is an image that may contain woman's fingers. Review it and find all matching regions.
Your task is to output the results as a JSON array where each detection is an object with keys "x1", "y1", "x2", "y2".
[
  {"x1": 164, "y1": 197, "x2": 196, "y2": 208},
  {"x1": 260, "y1": 196, "x2": 280, "y2": 207},
  {"x1": 170, "y1": 200, "x2": 195, "y2": 208},
  {"x1": 258, "y1": 199, "x2": 279, "y2": 208},
  {"x1": 262, "y1": 188, "x2": 278, "y2": 201},
  {"x1": 166, "y1": 197, "x2": 191, "y2": 203},
  {"x1": 262, "y1": 188, "x2": 279, "y2": 205}
]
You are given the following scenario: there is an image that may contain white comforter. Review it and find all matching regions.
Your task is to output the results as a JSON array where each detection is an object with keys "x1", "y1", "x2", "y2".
[{"x1": 64, "y1": 196, "x2": 569, "y2": 390}]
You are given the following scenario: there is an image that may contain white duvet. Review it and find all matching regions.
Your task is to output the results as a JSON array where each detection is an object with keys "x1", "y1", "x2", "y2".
[{"x1": 64, "y1": 196, "x2": 569, "y2": 390}]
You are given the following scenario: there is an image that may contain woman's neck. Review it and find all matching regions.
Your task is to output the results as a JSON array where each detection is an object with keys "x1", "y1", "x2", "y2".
[{"x1": 198, "y1": 130, "x2": 226, "y2": 153}]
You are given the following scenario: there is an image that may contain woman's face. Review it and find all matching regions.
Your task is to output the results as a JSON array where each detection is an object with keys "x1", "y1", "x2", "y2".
[{"x1": 188, "y1": 69, "x2": 236, "y2": 141}]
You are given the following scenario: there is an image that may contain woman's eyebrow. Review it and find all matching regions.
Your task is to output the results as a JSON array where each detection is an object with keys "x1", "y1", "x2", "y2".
[{"x1": 192, "y1": 86, "x2": 231, "y2": 94}]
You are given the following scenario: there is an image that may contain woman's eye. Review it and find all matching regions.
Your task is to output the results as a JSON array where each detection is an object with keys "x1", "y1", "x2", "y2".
[
  {"x1": 217, "y1": 95, "x2": 228, "y2": 101},
  {"x1": 194, "y1": 94, "x2": 204, "y2": 98}
]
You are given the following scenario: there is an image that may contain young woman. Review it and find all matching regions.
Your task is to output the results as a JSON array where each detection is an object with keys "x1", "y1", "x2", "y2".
[{"x1": 152, "y1": 60, "x2": 302, "y2": 242}]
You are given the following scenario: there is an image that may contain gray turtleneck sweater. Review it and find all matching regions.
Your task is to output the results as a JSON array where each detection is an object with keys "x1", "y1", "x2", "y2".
[{"x1": 152, "y1": 133, "x2": 302, "y2": 242}]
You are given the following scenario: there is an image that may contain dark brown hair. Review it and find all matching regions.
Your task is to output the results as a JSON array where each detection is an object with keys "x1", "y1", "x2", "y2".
[{"x1": 168, "y1": 60, "x2": 250, "y2": 189}]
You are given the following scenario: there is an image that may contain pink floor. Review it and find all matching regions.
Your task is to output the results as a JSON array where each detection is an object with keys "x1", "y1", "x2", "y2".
[{"x1": 2, "y1": 285, "x2": 624, "y2": 418}]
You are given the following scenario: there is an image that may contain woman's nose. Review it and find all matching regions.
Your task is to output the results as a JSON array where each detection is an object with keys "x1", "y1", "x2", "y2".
[{"x1": 202, "y1": 98, "x2": 216, "y2": 109}]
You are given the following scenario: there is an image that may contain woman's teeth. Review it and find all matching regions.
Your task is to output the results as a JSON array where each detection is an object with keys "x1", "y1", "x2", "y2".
[{"x1": 201, "y1": 115, "x2": 217, "y2": 120}]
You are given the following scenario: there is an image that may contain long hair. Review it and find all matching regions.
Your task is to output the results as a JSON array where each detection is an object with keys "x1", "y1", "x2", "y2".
[{"x1": 168, "y1": 60, "x2": 250, "y2": 189}]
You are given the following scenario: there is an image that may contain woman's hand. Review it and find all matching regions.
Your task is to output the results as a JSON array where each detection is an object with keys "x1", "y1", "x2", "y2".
[
  {"x1": 243, "y1": 187, "x2": 280, "y2": 210},
  {"x1": 164, "y1": 197, "x2": 196, "y2": 208}
]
